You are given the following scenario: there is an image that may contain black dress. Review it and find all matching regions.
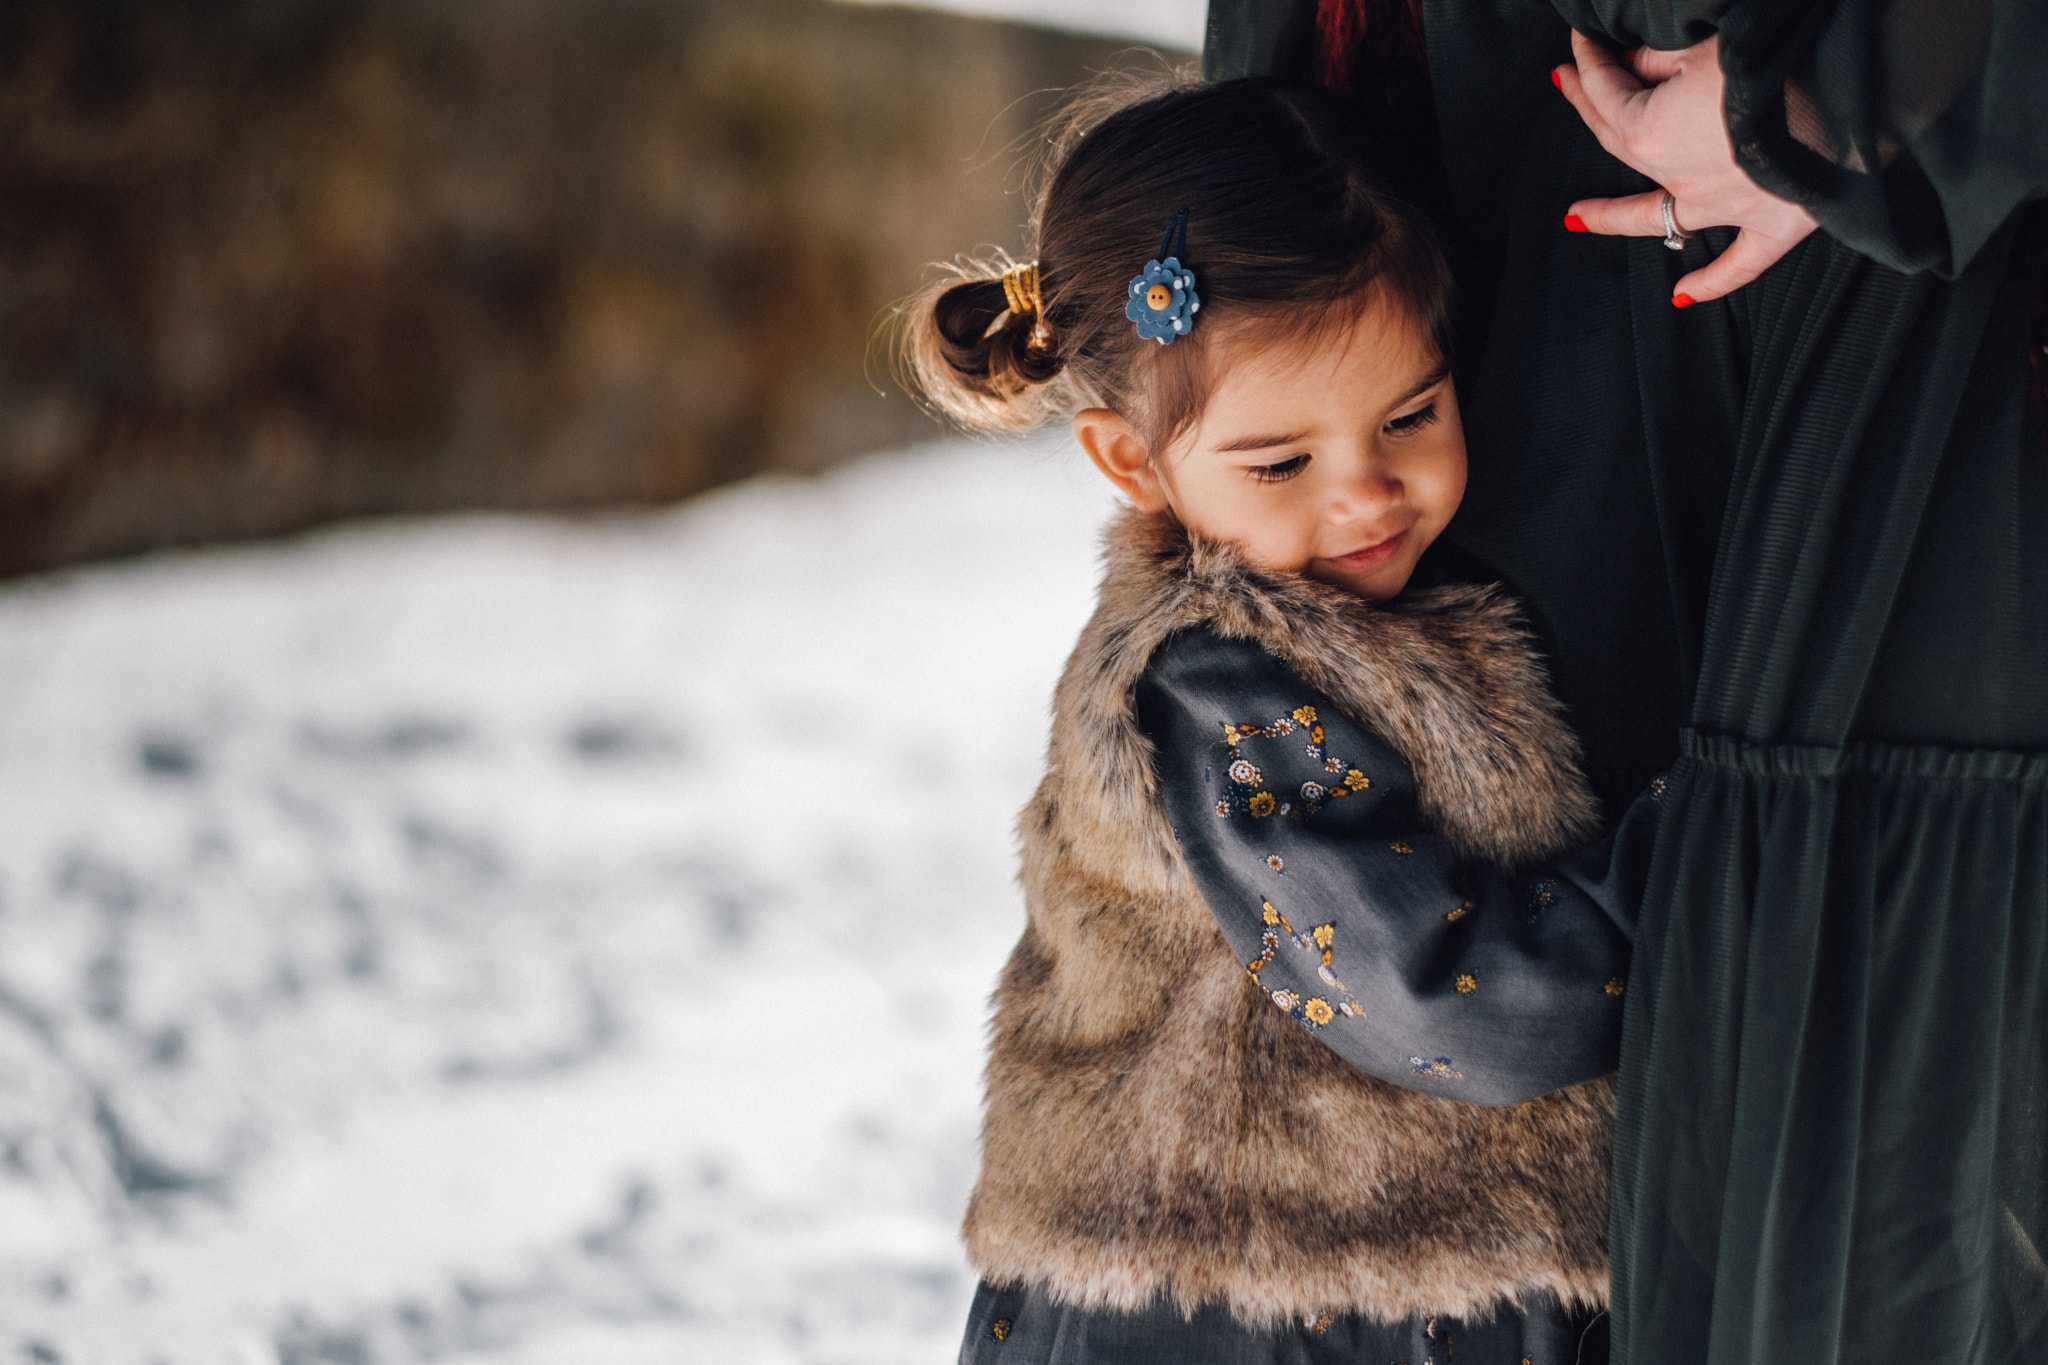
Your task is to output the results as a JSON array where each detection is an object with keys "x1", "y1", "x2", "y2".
[{"x1": 1206, "y1": 2, "x2": 2048, "y2": 1362}]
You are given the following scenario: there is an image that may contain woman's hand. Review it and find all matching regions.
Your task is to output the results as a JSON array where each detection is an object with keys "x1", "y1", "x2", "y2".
[{"x1": 1554, "y1": 31, "x2": 1817, "y2": 306}]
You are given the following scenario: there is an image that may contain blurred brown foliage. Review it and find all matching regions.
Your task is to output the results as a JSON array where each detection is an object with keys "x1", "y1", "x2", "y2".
[{"x1": 0, "y1": 0, "x2": 1147, "y2": 575}]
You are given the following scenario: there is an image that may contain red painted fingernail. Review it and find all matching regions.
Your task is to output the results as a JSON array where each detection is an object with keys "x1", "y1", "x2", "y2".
[
  {"x1": 1550, "y1": 67, "x2": 1563, "y2": 90},
  {"x1": 1563, "y1": 214, "x2": 1587, "y2": 233},
  {"x1": 1672, "y1": 293, "x2": 1696, "y2": 309}
]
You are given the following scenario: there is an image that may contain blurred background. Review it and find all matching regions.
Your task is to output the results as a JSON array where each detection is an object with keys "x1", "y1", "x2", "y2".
[
  {"x1": 0, "y1": 0, "x2": 1196, "y2": 575},
  {"x1": 0, "y1": 2, "x2": 1197, "y2": 1360}
]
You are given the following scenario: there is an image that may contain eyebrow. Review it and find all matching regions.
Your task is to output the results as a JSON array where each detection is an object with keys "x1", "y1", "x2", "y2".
[
  {"x1": 1213, "y1": 427, "x2": 1313, "y2": 453},
  {"x1": 1207, "y1": 362, "x2": 1452, "y2": 454}
]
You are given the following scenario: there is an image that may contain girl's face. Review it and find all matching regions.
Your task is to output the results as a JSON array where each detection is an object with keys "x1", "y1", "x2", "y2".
[{"x1": 1075, "y1": 295, "x2": 1465, "y2": 602}]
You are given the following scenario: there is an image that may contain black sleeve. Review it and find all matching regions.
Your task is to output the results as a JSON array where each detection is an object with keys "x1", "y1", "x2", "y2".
[
  {"x1": 1135, "y1": 628, "x2": 1659, "y2": 1106},
  {"x1": 1202, "y1": 0, "x2": 1319, "y2": 82},
  {"x1": 1717, "y1": 0, "x2": 2048, "y2": 277}
]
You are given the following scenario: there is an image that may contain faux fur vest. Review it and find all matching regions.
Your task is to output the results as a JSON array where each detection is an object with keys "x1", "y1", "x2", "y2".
[{"x1": 962, "y1": 510, "x2": 1615, "y2": 1325}]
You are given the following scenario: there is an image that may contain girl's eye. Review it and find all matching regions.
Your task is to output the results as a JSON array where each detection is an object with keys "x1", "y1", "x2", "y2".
[
  {"x1": 1386, "y1": 402, "x2": 1439, "y2": 435},
  {"x1": 1249, "y1": 454, "x2": 1310, "y2": 483}
]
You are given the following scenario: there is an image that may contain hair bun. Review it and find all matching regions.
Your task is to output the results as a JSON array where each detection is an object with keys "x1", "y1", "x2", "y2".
[{"x1": 901, "y1": 264, "x2": 1065, "y2": 433}]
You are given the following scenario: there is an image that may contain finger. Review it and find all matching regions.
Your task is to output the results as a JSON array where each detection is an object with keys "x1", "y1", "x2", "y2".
[
  {"x1": 1552, "y1": 59, "x2": 1620, "y2": 155},
  {"x1": 1569, "y1": 29, "x2": 1646, "y2": 122},
  {"x1": 1566, "y1": 190, "x2": 1697, "y2": 238},
  {"x1": 1671, "y1": 226, "x2": 1802, "y2": 304},
  {"x1": 1629, "y1": 45, "x2": 1685, "y2": 84}
]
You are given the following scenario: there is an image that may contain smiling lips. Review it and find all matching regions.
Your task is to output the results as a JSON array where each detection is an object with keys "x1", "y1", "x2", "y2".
[{"x1": 1324, "y1": 528, "x2": 1406, "y2": 573}]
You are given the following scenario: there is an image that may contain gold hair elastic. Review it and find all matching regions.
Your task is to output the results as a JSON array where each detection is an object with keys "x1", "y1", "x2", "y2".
[{"x1": 1001, "y1": 261, "x2": 1042, "y2": 321}]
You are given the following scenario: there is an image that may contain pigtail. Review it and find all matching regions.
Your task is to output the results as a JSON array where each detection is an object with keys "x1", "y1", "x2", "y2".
[{"x1": 900, "y1": 260, "x2": 1066, "y2": 433}]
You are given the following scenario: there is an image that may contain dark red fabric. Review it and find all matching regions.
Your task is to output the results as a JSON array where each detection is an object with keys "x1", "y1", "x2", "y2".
[
  {"x1": 1311, "y1": 0, "x2": 1438, "y2": 205},
  {"x1": 1315, "y1": 0, "x2": 1426, "y2": 110}
]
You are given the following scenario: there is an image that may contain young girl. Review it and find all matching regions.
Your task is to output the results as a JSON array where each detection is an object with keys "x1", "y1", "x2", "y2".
[{"x1": 907, "y1": 77, "x2": 1659, "y2": 1364}]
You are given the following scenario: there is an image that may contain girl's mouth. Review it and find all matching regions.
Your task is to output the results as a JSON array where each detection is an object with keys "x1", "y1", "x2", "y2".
[{"x1": 1324, "y1": 529, "x2": 1406, "y2": 572}]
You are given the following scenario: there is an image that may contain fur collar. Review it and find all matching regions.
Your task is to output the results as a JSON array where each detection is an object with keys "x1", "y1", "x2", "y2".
[{"x1": 962, "y1": 511, "x2": 1613, "y2": 1324}]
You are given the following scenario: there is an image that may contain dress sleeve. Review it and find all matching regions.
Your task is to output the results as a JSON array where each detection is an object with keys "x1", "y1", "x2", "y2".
[
  {"x1": 1135, "y1": 627, "x2": 1659, "y2": 1105},
  {"x1": 1201, "y1": 0, "x2": 1318, "y2": 82}
]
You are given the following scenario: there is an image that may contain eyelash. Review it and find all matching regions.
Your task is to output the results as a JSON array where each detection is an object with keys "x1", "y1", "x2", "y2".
[
  {"x1": 1387, "y1": 402, "x2": 1439, "y2": 435},
  {"x1": 1248, "y1": 454, "x2": 1309, "y2": 483},
  {"x1": 1244, "y1": 403, "x2": 1441, "y2": 483}
]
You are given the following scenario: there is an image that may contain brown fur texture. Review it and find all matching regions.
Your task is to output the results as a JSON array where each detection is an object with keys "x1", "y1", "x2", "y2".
[{"x1": 962, "y1": 510, "x2": 1616, "y2": 1325}]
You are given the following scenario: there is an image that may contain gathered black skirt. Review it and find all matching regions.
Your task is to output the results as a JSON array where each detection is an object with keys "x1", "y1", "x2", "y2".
[{"x1": 957, "y1": 1282, "x2": 1610, "y2": 1365}]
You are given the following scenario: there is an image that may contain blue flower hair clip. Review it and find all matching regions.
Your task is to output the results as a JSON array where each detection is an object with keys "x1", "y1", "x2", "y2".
[{"x1": 1126, "y1": 209, "x2": 1199, "y2": 345}]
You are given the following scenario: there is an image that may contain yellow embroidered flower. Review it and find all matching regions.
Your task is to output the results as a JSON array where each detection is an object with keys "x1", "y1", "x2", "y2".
[
  {"x1": 1310, "y1": 725, "x2": 1324, "y2": 743},
  {"x1": 1314, "y1": 1314, "x2": 1334, "y2": 1333},
  {"x1": 1292, "y1": 705, "x2": 1317, "y2": 725},
  {"x1": 1455, "y1": 973, "x2": 1478, "y2": 995},
  {"x1": 1389, "y1": 840, "x2": 1414, "y2": 855},
  {"x1": 1249, "y1": 791, "x2": 1277, "y2": 817},
  {"x1": 1247, "y1": 957, "x2": 1266, "y2": 973},
  {"x1": 1312, "y1": 923, "x2": 1335, "y2": 949},
  {"x1": 992, "y1": 1319, "x2": 1013, "y2": 1341},
  {"x1": 1263, "y1": 902, "x2": 1280, "y2": 925},
  {"x1": 1346, "y1": 769, "x2": 1370, "y2": 790},
  {"x1": 1266, "y1": 854, "x2": 1285, "y2": 872},
  {"x1": 1304, "y1": 997, "x2": 1335, "y2": 1025},
  {"x1": 1447, "y1": 900, "x2": 1472, "y2": 922},
  {"x1": 1605, "y1": 976, "x2": 1626, "y2": 997}
]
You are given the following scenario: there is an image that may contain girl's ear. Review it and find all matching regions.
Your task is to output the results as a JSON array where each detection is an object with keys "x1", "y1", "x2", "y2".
[{"x1": 1074, "y1": 408, "x2": 1171, "y2": 514}]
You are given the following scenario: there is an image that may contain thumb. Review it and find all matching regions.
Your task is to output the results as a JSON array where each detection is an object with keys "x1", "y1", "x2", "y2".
[{"x1": 1671, "y1": 227, "x2": 1796, "y2": 305}]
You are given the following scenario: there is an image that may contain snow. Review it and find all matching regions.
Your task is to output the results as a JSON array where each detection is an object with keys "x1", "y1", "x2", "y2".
[
  {"x1": 0, "y1": 434, "x2": 1116, "y2": 1364},
  {"x1": 834, "y1": 0, "x2": 1206, "y2": 52}
]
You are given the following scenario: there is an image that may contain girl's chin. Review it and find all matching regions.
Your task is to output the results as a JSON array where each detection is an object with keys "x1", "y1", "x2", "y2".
[{"x1": 1307, "y1": 558, "x2": 1413, "y2": 602}]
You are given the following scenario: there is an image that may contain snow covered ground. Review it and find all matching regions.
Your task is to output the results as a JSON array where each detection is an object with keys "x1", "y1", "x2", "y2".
[
  {"x1": 836, "y1": 0, "x2": 1205, "y2": 52},
  {"x1": 0, "y1": 435, "x2": 1114, "y2": 1364}
]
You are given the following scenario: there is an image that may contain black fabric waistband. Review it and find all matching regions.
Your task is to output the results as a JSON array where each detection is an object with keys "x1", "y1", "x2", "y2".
[{"x1": 1681, "y1": 729, "x2": 2048, "y2": 783}]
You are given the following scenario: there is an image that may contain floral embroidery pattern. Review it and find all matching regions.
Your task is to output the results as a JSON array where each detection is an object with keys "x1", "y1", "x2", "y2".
[
  {"x1": 1446, "y1": 899, "x2": 1473, "y2": 922},
  {"x1": 991, "y1": 1319, "x2": 1013, "y2": 1341},
  {"x1": 1410, "y1": 1056, "x2": 1463, "y2": 1080},
  {"x1": 1246, "y1": 900, "x2": 1364, "y2": 1027},
  {"x1": 1525, "y1": 877, "x2": 1559, "y2": 923},
  {"x1": 1454, "y1": 973, "x2": 1478, "y2": 995},
  {"x1": 1214, "y1": 708, "x2": 1369, "y2": 822},
  {"x1": 1265, "y1": 853, "x2": 1285, "y2": 873},
  {"x1": 1389, "y1": 840, "x2": 1415, "y2": 856},
  {"x1": 1605, "y1": 976, "x2": 1626, "y2": 997}
]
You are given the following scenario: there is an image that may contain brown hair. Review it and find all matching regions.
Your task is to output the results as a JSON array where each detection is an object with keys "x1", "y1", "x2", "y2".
[{"x1": 901, "y1": 75, "x2": 1451, "y2": 453}]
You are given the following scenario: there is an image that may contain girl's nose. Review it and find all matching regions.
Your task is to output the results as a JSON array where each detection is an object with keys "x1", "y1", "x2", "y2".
[{"x1": 1326, "y1": 464, "x2": 1399, "y2": 521}]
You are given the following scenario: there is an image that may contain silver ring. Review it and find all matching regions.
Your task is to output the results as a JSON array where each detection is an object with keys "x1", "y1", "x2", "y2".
[{"x1": 1661, "y1": 191, "x2": 1693, "y2": 251}]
